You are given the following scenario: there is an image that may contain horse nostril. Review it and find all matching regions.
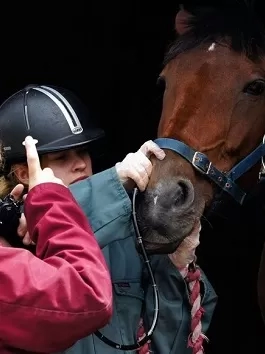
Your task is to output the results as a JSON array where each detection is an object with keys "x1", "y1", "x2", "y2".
[
  {"x1": 174, "y1": 180, "x2": 194, "y2": 208},
  {"x1": 174, "y1": 182, "x2": 186, "y2": 206}
]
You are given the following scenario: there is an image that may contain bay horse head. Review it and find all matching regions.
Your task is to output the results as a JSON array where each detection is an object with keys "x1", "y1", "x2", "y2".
[{"x1": 136, "y1": 4, "x2": 265, "y2": 254}]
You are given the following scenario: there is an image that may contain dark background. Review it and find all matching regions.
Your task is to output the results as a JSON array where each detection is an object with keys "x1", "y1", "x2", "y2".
[
  {"x1": 0, "y1": 1, "x2": 179, "y2": 167},
  {"x1": 2, "y1": 1, "x2": 265, "y2": 353}
]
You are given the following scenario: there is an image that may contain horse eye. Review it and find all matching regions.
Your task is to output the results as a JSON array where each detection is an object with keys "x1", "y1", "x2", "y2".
[{"x1": 243, "y1": 80, "x2": 265, "y2": 96}]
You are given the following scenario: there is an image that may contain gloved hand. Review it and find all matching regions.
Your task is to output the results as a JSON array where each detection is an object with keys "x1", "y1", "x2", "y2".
[
  {"x1": 168, "y1": 221, "x2": 201, "y2": 271},
  {"x1": 115, "y1": 140, "x2": 165, "y2": 191}
]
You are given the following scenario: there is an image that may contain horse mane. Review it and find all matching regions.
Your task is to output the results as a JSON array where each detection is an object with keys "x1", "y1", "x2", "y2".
[{"x1": 164, "y1": 2, "x2": 265, "y2": 65}]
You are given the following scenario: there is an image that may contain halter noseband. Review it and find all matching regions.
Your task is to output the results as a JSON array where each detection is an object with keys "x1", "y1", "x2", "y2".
[{"x1": 154, "y1": 138, "x2": 265, "y2": 205}]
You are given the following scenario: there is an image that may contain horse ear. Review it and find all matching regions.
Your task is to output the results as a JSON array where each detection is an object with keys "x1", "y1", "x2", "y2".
[{"x1": 175, "y1": 5, "x2": 192, "y2": 35}]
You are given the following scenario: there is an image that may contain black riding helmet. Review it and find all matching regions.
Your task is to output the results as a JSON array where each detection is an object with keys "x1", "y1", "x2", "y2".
[{"x1": 0, "y1": 84, "x2": 105, "y2": 170}]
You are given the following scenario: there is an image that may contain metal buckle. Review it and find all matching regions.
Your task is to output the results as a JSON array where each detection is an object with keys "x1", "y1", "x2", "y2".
[{"x1": 191, "y1": 151, "x2": 211, "y2": 175}]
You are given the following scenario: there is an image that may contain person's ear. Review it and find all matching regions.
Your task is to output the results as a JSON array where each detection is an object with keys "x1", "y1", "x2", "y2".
[{"x1": 12, "y1": 164, "x2": 29, "y2": 186}]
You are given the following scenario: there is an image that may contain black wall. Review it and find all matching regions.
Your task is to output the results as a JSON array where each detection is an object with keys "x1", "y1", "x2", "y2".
[{"x1": 0, "y1": 1, "x2": 178, "y2": 166}]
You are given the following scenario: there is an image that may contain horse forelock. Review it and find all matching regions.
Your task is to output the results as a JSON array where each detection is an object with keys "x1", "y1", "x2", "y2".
[{"x1": 164, "y1": 4, "x2": 265, "y2": 66}]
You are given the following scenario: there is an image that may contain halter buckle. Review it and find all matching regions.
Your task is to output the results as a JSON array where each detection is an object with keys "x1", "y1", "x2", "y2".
[{"x1": 192, "y1": 151, "x2": 212, "y2": 175}]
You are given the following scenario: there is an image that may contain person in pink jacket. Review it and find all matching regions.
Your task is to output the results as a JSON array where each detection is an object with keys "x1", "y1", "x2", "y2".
[{"x1": 0, "y1": 136, "x2": 113, "y2": 353}]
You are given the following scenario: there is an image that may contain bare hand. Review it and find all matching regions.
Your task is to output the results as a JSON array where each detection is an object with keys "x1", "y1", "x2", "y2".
[
  {"x1": 17, "y1": 213, "x2": 33, "y2": 246},
  {"x1": 17, "y1": 135, "x2": 66, "y2": 246},
  {"x1": 24, "y1": 136, "x2": 65, "y2": 190}
]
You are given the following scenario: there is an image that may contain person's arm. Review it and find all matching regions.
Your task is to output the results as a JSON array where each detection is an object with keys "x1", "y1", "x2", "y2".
[
  {"x1": 0, "y1": 183, "x2": 112, "y2": 353},
  {"x1": 70, "y1": 140, "x2": 165, "y2": 248}
]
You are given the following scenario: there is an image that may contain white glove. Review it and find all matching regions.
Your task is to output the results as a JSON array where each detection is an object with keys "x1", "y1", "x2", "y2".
[
  {"x1": 115, "y1": 140, "x2": 165, "y2": 191},
  {"x1": 168, "y1": 222, "x2": 201, "y2": 270}
]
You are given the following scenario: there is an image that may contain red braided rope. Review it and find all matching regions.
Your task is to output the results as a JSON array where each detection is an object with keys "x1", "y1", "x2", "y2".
[
  {"x1": 185, "y1": 263, "x2": 208, "y2": 354},
  {"x1": 136, "y1": 262, "x2": 208, "y2": 354}
]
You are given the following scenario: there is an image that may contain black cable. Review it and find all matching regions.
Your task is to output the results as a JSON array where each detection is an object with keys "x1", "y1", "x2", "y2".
[{"x1": 94, "y1": 188, "x2": 159, "y2": 350}]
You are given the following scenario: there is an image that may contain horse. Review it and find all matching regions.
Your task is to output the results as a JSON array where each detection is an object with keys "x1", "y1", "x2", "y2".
[{"x1": 135, "y1": 3, "x2": 265, "y2": 353}]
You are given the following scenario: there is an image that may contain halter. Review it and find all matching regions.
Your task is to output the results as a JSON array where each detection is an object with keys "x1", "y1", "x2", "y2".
[{"x1": 154, "y1": 137, "x2": 265, "y2": 204}]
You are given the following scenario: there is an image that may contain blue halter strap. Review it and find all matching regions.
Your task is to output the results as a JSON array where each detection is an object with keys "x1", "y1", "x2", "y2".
[{"x1": 154, "y1": 138, "x2": 265, "y2": 205}]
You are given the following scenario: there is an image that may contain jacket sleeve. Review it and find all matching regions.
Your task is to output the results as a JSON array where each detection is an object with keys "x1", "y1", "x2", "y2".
[{"x1": 0, "y1": 183, "x2": 112, "y2": 353}]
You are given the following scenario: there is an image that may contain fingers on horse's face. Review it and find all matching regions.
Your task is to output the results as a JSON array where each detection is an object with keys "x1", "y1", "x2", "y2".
[{"x1": 136, "y1": 7, "x2": 265, "y2": 253}]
